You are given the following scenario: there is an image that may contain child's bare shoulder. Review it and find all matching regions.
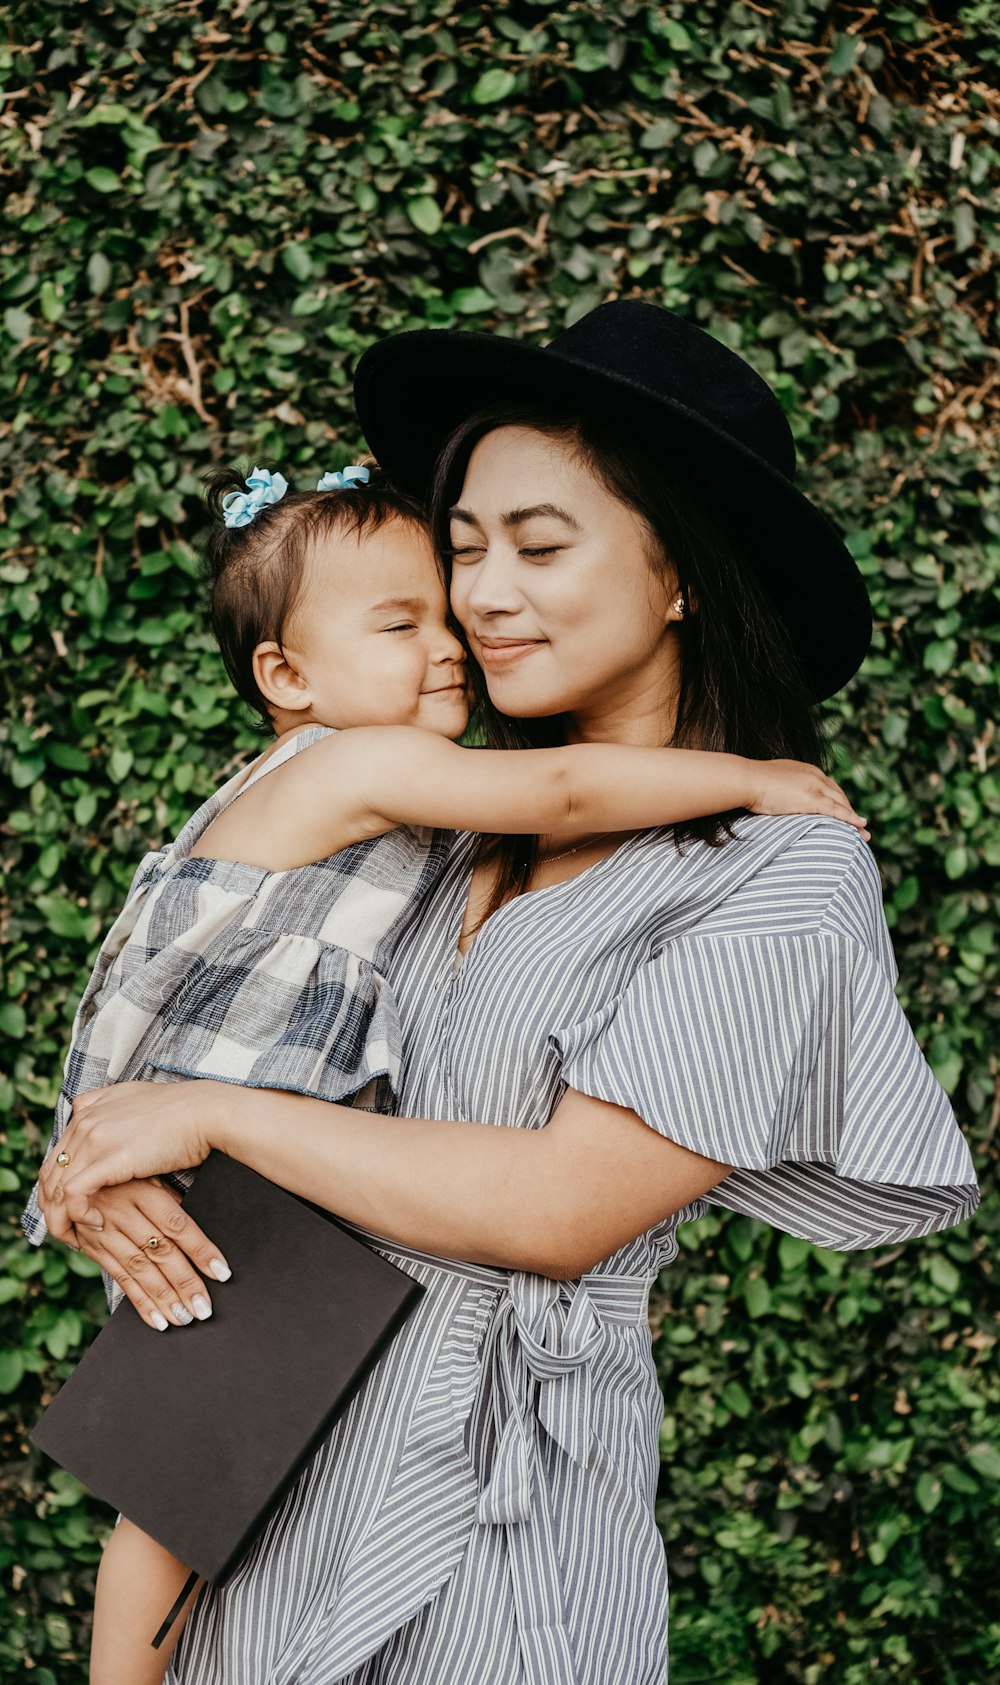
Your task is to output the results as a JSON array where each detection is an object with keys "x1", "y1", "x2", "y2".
[{"x1": 188, "y1": 727, "x2": 394, "y2": 870}]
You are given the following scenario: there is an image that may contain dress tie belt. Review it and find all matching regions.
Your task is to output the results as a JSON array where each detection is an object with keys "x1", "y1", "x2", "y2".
[
  {"x1": 336, "y1": 1222, "x2": 652, "y2": 1519},
  {"x1": 336, "y1": 1220, "x2": 654, "y2": 1684}
]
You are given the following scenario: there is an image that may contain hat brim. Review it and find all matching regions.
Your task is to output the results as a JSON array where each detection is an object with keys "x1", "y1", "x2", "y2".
[{"x1": 354, "y1": 328, "x2": 871, "y2": 701}]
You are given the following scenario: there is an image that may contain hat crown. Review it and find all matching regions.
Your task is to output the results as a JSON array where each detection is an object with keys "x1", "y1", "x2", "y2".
[{"x1": 549, "y1": 302, "x2": 797, "y2": 483}]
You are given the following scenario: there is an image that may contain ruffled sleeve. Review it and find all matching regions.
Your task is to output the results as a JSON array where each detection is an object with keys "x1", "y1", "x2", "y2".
[{"x1": 552, "y1": 839, "x2": 979, "y2": 1250}]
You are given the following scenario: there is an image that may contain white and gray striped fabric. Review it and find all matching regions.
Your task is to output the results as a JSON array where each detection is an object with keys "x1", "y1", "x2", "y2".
[{"x1": 163, "y1": 815, "x2": 978, "y2": 1685}]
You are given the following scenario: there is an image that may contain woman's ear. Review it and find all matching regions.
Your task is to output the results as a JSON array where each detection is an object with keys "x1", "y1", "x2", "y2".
[{"x1": 252, "y1": 641, "x2": 312, "y2": 714}]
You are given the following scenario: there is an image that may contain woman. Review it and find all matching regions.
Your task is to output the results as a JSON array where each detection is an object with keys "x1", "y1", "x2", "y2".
[{"x1": 39, "y1": 302, "x2": 979, "y2": 1685}]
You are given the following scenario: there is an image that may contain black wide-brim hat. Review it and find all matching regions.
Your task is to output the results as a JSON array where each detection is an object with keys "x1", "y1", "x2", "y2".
[{"x1": 353, "y1": 300, "x2": 872, "y2": 701}]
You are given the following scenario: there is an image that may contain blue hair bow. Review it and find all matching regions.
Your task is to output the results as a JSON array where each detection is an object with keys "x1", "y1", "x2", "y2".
[
  {"x1": 316, "y1": 464, "x2": 371, "y2": 491},
  {"x1": 222, "y1": 467, "x2": 288, "y2": 529}
]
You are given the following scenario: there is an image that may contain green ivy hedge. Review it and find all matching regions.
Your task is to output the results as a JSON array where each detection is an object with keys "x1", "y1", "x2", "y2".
[{"x1": 1, "y1": 2, "x2": 997, "y2": 1680}]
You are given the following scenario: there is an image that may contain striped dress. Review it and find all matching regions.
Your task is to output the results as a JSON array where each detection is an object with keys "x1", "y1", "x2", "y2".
[{"x1": 161, "y1": 814, "x2": 978, "y2": 1685}]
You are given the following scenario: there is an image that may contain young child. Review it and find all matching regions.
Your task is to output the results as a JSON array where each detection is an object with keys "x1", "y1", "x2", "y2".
[{"x1": 21, "y1": 460, "x2": 867, "y2": 1683}]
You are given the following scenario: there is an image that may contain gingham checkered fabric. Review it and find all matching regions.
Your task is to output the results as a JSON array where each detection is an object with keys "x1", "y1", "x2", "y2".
[{"x1": 20, "y1": 724, "x2": 450, "y2": 1252}]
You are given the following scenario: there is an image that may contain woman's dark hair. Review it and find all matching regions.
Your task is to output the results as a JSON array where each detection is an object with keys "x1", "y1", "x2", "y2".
[
  {"x1": 428, "y1": 400, "x2": 825, "y2": 925},
  {"x1": 201, "y1": 460, "x2": 427, "y2": 731}
]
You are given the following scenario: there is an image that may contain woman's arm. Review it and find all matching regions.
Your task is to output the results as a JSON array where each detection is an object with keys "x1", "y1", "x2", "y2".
[
  {"x1": 193, "y1": 726, "x2": 865, "y2": 871},
  {"x1": 212, "y1": 1083, "x2": 733, "y2": 1277},
  {"x1": 43, "y1": 1081, "x2": 732, "y2": 1281}
]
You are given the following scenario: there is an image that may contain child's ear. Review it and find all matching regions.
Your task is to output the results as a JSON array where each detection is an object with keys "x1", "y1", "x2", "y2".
[{"x1": 253, "y1": 641, "x2": 311, "y2": 713}]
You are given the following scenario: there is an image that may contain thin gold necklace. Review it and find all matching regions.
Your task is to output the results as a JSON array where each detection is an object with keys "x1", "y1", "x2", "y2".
[{"x1": 539, "y1": 831, "x2": 615, "y2": 865}]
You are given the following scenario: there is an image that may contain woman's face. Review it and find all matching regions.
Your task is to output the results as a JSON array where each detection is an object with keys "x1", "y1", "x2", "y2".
[{"x1": 447, "y1": 426, "x2": 680, "y2": 740}]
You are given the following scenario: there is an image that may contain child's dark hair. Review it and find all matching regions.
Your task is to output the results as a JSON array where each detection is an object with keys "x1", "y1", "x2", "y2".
[{"x1": 201, "y1": 459, "x2": 427, "y2": 731}]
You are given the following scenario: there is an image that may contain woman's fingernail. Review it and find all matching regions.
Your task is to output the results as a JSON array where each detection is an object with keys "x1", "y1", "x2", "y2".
[
  {"x1": 171, "y1": 1302, "x2": 194, "y2": 1325},
  {"x1": 209, "y1": 1258, "x2": 231, "y2": 1281},
  {"x1": 192, "y1": 1295, "x2": 212, "y2": 1321},
  {"x1": 150, "y1": 1312, "x2": 169, "y2": 1332}
]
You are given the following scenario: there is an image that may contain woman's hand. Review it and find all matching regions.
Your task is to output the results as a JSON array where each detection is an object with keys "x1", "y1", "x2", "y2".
[
  {"x1": 746, "y1": 760, "x2": 869, "y2": 839},
  {"x1": 37, "y1": 1081, "x2": 224, "y2": 1233},
  {"x1": 50, "y1": 1178, "x2": 232, "y2": 1331}
]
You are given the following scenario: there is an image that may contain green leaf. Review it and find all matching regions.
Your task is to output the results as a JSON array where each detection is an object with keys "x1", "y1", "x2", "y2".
[
  {"x1": 659, "y1": 19, "x2": 692, "y2": 49},
  {"x1": 915, "y1": 1472, "x2": 942, "y2": 1513},
  {"x1": 0, "y1": 1002, "x2": 26, "y2": 1037},
  {"x1": 641, "y1": 119, "x2": 680, "y2": 151},
  {"x1": 3, "y1": 307, "x2": 32, "y2": 343},
  {"x1": 471, "y1": 69, "x2": 517, "y2": 105},
  {"x1": 721, "y1": 1380, "x2": 752, "y2": 1418},
  {"x1": 407, "y1": 195, "x2": 443, "y2": 236},
  {"x1": 84, "y1": 167, "x2": 122, "y2": 193},
  {"x1": 38, "y1": 896, "x2": 92, "y2": 940},
  {"x1": 828, "y1": 34, "x2": 861, "y2": 77},
  {"x1": 450, "y1": 286, "x2": 497, "y2": 315},
  {"x1": 266, "y1": 329, "x2": 307, "y2": 356},
  {"x1": 929, "y1": 1254, "x2": 960, "y2": 1294},
  {"x1": 87, "y1": 252, "x2": 113, "y2": 294},
  {"x1": 0, "y1": 1350, "x2": 24, "y2": 1394},
  {"x1": 83, "y1": 575, "x2": 110, "y2": 620},
  {"x1": 953, "y1": 203, "x2": 976, "y2": 253},
  {"x1": 282, "y1": 244, "x2": 313, "y2": 282},
  {"x1": 778, "y1": 1234, "x2": 810, "y2": 1272},
  {"x1": 924, "y1": 638, "x2": 957, "y2": 675},
  {"x1": 45, "y1": 1320, "x2": 70, "y2": 1361},
  {"x1": 743, "y1": 1276, "x2": 771, "y2": 1318},
  {"x1": 967, "y1": 1444, "x2": 1000, "y2": 1482},
  {"x1": 47, "y1": 742, "x2": 91, "y2": 772},
  {"x1": 78, "y1": 102, "x2": 132, "y2": 126}
]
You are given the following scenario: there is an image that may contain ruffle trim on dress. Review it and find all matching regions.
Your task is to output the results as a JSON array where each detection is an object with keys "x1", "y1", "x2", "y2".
[
  {"x1": 143, "y1": 927, "x2": 402, "y2": 1105},
  {"x1": 552, "y1": 929, "x2": 979, "y2": 1250}
]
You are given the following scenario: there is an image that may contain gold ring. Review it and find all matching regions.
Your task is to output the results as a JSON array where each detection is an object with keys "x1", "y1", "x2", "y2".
[
  {"x1": 56, "y1": 1151, "x2": 71, "y2": 1166},
  {"x1": 143, "y1": 1235, "x2": 161, "y2": 1251}
]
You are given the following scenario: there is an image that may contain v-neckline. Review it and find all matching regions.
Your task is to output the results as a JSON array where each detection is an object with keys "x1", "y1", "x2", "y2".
[{"x1": 448, "y1": 829, "x2": 650, "y2": 976}]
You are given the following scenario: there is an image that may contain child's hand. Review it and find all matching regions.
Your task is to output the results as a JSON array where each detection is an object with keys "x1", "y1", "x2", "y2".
[
  {"x1": 747, "y1": 760, "x2": 869, "y2": 838},
  {"x1": 55, "y1": 1179, "x2": 230, "y2": 1332}
]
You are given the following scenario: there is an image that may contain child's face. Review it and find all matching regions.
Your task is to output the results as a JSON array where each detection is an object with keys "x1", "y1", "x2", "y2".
[{"x1": 281, "y1": 519, "x2": 469, "y2": 737}]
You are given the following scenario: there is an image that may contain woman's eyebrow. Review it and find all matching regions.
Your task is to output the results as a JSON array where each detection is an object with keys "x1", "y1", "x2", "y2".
[{"x1": 449, "y1": 503, "x2": 581, "y2": 530}]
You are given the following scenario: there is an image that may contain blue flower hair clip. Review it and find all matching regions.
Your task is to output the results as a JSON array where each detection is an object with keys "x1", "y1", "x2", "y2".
[
  {"x1": 222, "y1": 467, "x2": 288, "y2": 529},
  {"x1": 316, "y1": 464, "x2": 371, "y2": 492}
]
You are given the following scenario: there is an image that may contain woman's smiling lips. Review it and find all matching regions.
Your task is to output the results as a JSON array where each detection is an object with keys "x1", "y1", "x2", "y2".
[{"x1": 476, "y1": 637, "x2": 545, "y2": 668}]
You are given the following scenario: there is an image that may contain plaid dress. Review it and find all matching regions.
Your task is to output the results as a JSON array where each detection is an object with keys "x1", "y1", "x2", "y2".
[{"x1": 20, "y1": 724, "x2": 450, "y2": 1311}]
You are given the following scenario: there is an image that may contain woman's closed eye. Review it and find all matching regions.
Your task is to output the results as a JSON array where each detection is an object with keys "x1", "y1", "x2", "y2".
[
  {"x1": 449, "y1": 543, "x2": 562, "y2": 560},
  {"x1": 384, "y1": 622, "x2": 417, "y2": 633}
]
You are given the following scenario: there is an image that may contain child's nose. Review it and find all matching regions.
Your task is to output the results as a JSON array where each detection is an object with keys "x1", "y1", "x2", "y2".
[{"x1": 436, "y1": 626, "x2": 466, "y2": 664}]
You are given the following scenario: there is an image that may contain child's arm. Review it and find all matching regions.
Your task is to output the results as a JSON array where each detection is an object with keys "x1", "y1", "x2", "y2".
[
  {"x1": 192, "y1": 727, "x2": 866, "y2": 871},
  {"x1": 91, "y1": 1516, "x2": 203, "y2": 1685}
]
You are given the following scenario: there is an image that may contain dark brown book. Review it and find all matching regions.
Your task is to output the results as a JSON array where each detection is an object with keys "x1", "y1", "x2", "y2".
[{"x1": 30, "y1": 1150, "x2": 423, "y2": 1640}]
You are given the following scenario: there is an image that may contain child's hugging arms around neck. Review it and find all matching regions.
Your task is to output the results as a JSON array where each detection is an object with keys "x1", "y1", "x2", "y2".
[{"x1": 191, "y1": 460, "x2": 867, "y2": 873}]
